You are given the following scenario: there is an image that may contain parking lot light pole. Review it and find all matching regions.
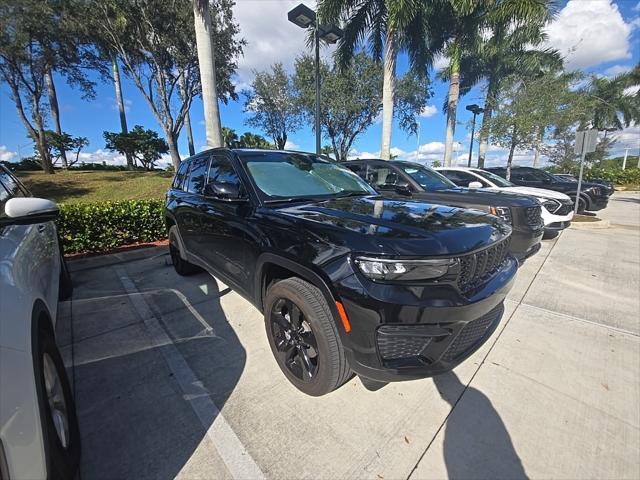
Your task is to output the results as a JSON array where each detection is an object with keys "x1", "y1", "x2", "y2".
[
  {"x1": 288, "y1": 3, "x2": 342, "y2": 155},
  {"x1": 465, "y1": 104, "x2": 484, "y2": 167}
]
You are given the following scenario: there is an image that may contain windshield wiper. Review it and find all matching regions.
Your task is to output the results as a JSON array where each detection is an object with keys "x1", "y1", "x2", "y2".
[{"x1": 334, "y1": 191, "x2": 370, "y2": 198}]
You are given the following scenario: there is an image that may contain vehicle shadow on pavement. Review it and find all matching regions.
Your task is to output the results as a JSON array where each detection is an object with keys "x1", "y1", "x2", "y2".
[
  {"x1": 65, "y1": 250, "x2": 248, "y2": 479},
  {"x1": 433, "y1": 372, "x2": 528, "y2": 480}
]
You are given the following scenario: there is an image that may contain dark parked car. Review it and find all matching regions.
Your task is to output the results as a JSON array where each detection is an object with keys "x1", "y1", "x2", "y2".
[
  {"x1": 166, "y1": 149, "x2": 517, "y2": 396},
  {"x1": 345, "y1": 159, "x2": 544, "y2": 262},
  {"x1": 553, "y1": 173, "x2": 615, "y2": 196},
  {"x1": 486, "y1": 166, "x2": 610, "y2": 213}
]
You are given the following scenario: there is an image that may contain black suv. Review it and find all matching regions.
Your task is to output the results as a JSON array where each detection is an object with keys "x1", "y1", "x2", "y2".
[
  {"x1": 346, "y1": 159, "x2": 544, "y2": 262},
  {"x1": 166, "y1": 149, "x2": 517, "y2": 396},
  {"x1": 486, "y1": 166, "x2": 610, "y2": 212}
]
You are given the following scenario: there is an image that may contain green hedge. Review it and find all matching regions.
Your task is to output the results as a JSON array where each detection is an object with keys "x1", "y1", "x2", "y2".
[
  {"x1": 57, "y1": 200, "x2": 166, "y2": 254},
  {"x1": 548, "y1": 165, "x2": 640, "y2": 185}
]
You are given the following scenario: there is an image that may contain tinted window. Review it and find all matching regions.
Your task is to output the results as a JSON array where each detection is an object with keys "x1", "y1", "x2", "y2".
[
  {"x1": 173, "y1": 160, "x2": 190, "y2": 190},
  {"x1": 471, "y1": 169, "x2": 514, "y2": 187},
  {"x1": 397, "y1": 164, "x2": 455, "y2": 191},
  {"x1": 207, "y1": 155, "x2": 241, "y2": 187},
  {"x1": 439, "y1": 170, "x2": 479, "y2": 187},
  {"x1": 0, "y1": 167, "x2": 27, "y2": 198},
  {"x1": 186, "y1": 156, "x2": 210, "y2": 194},
  {"x1": 364, "y1": 165, "x2": 406, "y2": 190}
]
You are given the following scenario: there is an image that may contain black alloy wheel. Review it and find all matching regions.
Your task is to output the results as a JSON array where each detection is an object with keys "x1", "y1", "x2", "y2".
[{"x1": 270, "y1": 298, "x2": 319, "y2": 382}]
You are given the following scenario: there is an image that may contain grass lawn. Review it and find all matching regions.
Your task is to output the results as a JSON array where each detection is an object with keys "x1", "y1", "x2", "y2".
[{"x1": 16, "y1": 170, "x2": 173, "y2": 204}]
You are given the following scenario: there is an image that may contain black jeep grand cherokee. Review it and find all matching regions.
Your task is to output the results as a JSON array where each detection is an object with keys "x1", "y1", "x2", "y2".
[{"x1": 166, "y1": 149, "x2": 517, "y2": 396}]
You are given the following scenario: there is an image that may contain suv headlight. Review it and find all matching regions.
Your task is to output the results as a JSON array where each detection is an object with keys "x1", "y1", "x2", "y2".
[
  {"x1": 354, "y1": 256, "x2": 457, "y2": 281},
  {"x1": 489, "y1": 206, "x2": 512, "y2": 224},
  {"x1": 541, "y1": 199, "x2": 560, "y2": 213}
]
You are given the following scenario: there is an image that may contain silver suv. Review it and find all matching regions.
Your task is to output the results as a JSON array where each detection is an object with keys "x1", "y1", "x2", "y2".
[{"x1": 0, "y1": 165, "x2": 78, "y2": 479}]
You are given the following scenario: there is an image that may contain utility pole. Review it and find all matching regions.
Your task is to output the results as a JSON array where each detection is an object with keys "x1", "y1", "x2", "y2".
[{"x1": 465, "y1": 104, "x2": 484, "y2": 167}]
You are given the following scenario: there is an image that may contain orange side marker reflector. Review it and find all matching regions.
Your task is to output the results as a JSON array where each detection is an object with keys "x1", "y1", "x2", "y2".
[{"x1": 335, "y1": 301, "x2": 351, "y2": 333}]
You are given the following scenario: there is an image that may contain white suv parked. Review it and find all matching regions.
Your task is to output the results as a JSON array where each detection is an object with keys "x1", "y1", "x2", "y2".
[
  {"x1": 437, "y1": 167, "x2": 574, "y2": 236},
  {"x1": 0, "y1": 165, "x2": 79, "y2": 480}
]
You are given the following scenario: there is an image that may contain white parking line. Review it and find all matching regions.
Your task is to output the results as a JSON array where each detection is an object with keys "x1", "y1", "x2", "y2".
[{"x1": 114, "y1": 266, "x2": 266, "y2": 480}]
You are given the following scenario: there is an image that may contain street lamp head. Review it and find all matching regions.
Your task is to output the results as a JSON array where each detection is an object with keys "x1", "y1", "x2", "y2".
[
  {"x1": 288, "y1": 4, "x2": 316, "y2": 28},
  {"x1": 465, "y1": 104, "x2": 484, "y2": 115},
  {"x1": 318, "y1": 24, "x2": 343, "y2": 44}
]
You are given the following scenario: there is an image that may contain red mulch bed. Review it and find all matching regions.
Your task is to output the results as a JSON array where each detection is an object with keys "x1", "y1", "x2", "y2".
[{"x1": 65, "y1": 239, "x2": 169, "y2": 260}]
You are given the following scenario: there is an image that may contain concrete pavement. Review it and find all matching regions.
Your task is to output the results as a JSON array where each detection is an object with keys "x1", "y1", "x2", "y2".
[{"x1": 57, "y1": 191, "x2": 640, "y2": 479}]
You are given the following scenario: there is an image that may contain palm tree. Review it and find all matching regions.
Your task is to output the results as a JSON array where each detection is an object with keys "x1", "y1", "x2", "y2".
[
  {"x1": 318, "y1": 0, "x2": 434, "y2": 160},
  {"x1": 193, "y1": 0, "x2": 223, "y2": 148},
  {"x1": 434, "y1": 0, "x2": 553, "y2": 166},
  {"x1": 587, "y1": 72, "x2": 640, "y2": 131}
]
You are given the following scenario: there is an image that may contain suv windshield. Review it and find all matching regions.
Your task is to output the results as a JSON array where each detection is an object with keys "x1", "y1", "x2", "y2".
[
  {"x1": 397, "y1": 163, "x2": 456, "y2": 191},
  {"x1": 473, "y1": 169, "x2": 514, "y2": 188},
  {"x1": 241, "y1": 152, "x2": 375, "y2": 201}
]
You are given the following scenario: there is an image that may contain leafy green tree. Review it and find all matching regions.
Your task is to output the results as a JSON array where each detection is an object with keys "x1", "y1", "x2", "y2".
[
  {"x1": 318, "y1": 0, "x2": 434, "y2": 159},
  {"x1": 104, "y1": 126, "x2": 169, "y2": 171},
  {"x1": 243, "y1": 63, "x2": 303, "y2": 149},
  {"x1": 45, "y1": 131, "x2": 89, "y2": 167},
  {"x1": 92, "y1": 0, "x2": 244, "y2": 169},
  {"x1": 221, "y1": 127, "x2": 238, "y2": 147},
  {"x1": 238, "y1": 132, "x2": 273, "y2": 149},
  {"x1": 430, "y1": 0, "x2": 552, "y2": 166},
  {"x1": 586, "y1": 72, "x2": 640, "y2": 131},
  {"x1": 294, "y1": 52, "x2": 430, "y2": 161}
]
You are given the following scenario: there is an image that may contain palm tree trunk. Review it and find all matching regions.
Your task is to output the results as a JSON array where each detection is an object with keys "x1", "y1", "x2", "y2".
[
  {"x1": 111, "y1": 55, "x2": 134, "y2": 170},
  {"x1": 45, "y1": 68, "x2": 68, "y2": 168},
  {"x1": 443, "y1": 41, "x2": 460, "y2": 167},
  {"x1": 193, "y1": 0, "x2": 222, "y2": 148},
  {"x1": 477, "y1": 80, "x2": 497, "y2": 168},
  {"x1": 532, "y1": 127, "x2": 543, "y2": 167},
  {"x1": 179, "y1": 75, "x2": 196, "y2": 156},
  {"x1": 506, "y1": 124, "x2": 517, "y2": 181},
  {"x1": 380, "y1": 31, "x2": 397, "y2": 160}
]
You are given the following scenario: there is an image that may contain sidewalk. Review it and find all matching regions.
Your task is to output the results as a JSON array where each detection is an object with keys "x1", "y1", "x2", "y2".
[{"x1": 58, "y1": 192, "x2": 639, "y2": 479}]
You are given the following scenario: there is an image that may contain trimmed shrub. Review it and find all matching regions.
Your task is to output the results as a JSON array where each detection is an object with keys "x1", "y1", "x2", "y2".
[{"x1": 57, "y1": 200, "x2": 166, "y2": 254}]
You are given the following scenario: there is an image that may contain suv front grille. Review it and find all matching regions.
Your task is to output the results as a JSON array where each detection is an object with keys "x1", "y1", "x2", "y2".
[
  {"x1": 441, "y1": 303, "x2": 504, "y2": 362},
  {"x1": 556, "y1": 203, "x2": 573, "y2": 215},
  {"x1": 456, "y1": 238, "x2": 510, "y2": 293},
  {"x1": 524, "y1": 206, "x2": 543, "y2": 226}
]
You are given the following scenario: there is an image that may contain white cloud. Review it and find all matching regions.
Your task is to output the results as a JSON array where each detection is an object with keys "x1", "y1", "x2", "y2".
[
  {"x1": 0, "y1": 145, "x2": 16, "y2": 162},
  {"x1": 634, "y1": 1, "x2": 640, "y2": 12},
  {"x1": 624, "y1": 85, "x2": 640, "y2": 96},
  {"x1": 284, "y1": 140, "x2": 299, "y2": 150},
  {"x1": 603, "y1": 64, "x2": 633, "y2": 77},
  {"x1": 544, "y1": 0, "x2": 633, "y2": 70},
  {"x1": 433, "y1": 54, "x2": 449, "y2": 71},
  {"x1": 232, "y1": 1, "x2": 335, "y2": 85},
  {"x1": 74, "y1": 149, "x2": 179, "y2": 169},
  {"x1": 609, "y1": 124, "x2": 640, "y2": 156},
  {"x1": 419, "y1": 105, "x2": 438, "y2": 118}
]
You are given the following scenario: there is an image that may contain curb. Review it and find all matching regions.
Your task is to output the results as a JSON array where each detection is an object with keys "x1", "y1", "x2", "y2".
[
  {"x1": 65, "y1": 239, "x2": 168, "y2": 260},
  {"x1": 569, "y1": 218, "x2": 611, "y2": 230}
]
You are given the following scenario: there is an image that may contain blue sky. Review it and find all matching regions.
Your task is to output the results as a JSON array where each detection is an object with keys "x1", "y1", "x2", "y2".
[{"x1": 1, "y1": 0, "x2": 639, "y2": 167}]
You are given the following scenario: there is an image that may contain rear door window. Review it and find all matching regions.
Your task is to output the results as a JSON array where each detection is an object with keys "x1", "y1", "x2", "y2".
[
  {"x1": 173, "y1": 160, "x2": 190, "y2": 190},
  {"x1": 186, "y1": 156, "x2": 210, "y2": 195}
]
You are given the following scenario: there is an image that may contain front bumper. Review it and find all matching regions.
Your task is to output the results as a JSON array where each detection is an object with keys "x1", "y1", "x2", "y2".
[
  {"x1": 588, "y1": 196, "x2": 609, "y2": 211},
  {"x1": 334, "y1": 256, "x2": 517, "y2": 382}
]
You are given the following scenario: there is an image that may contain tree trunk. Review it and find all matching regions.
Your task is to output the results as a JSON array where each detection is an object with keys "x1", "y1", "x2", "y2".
[
  {"x1": 45, "y1": 68, "x2": 68, "y2": 168},
  {"x1": 111, "y1": 55, "x2": 134, "y2": 169},
  {"x1": 167, "y1": 132, "x2": 181, "y2": 170},
  {"x1": 443, "y1": 41, "x2": 460, "y2": 167},
  {"x1": 477, "y1": 79, "x2": 497, "y2": 168},
  {"x1": 532, "y1": 127, "x2": 543, "y2": 167},
  {"x1": 193, "y1": 0, "x2": 222, "y2": 147},
  {"x1": 179, "y1": 75, "x2": 196, "y2": 156},
  {"x1": 33, "y1": 101, "x2": 53, "y2": 174},
  {"x1": 506, "y1": 124, "x2": 517, "y2": 181},
  {"x1": 380, "y1": 31, "x2": 397, "y2": 160}
]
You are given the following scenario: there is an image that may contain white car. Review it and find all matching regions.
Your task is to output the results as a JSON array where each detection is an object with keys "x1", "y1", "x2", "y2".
[
  {"x1": 437, "y1": 166, "x2": 574, "y2": 236},
  {"x1": 0, "y1": 165, "x2": 78, "y2": 480}
]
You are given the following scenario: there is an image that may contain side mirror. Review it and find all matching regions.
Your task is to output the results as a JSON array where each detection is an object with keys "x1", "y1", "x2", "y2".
[
  {"x1": 2, "y1": 197, "x2": 59, "y2": 225},
  {"x1": 468, "y1": 181, "x2": 484, "y2": 189},
  {"x1": 394, "y1": 182, "x2": 412, "y2": 196},
  {"x1": 204, "y1": 182, "x2": 244, "y2": 200}
]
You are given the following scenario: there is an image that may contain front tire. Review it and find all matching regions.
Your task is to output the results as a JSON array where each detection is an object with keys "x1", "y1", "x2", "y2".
[
  {"x1": 264, "y1": 278, "x2": 351, "y2": 396},
  {"x1": 168, "y1": 225, "x2": 201, "y2": 276},
  {"x1": 35, "y1": 327, "x2": 80, "y2": 479}
]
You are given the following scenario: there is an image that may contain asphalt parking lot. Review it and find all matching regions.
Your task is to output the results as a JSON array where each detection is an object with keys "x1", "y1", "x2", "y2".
[{"x1": 57, "y1": 191, "x2": 640, "y2": 480}]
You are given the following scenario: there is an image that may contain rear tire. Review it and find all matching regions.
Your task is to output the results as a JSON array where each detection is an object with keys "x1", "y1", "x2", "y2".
[
  {"x1": 35, "y1": 327, "x2": 80, "y2": 480},
  {"x1": 264, "y1": 277, "x2": 351, "y2": 396},
  {"x1": 168, "y1": 225, "x2": 201, "y2": 276},
  {"x1": 574, "y1": 196, "x2": 588, "y2": 214}
]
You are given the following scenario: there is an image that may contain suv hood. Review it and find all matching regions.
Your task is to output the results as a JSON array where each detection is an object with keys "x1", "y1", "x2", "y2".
[
  {"x1": 272, "y1": 196, "x2": 511, "y2": 257},
  {"x1": 494, "y1": 186, "x2": 571, "y2": 201}
]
